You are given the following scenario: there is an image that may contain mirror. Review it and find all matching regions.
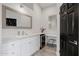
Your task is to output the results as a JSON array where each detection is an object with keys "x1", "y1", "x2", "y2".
[
  {"x1": 48, "y1": 15, "x2": 57, "y2": 31},
  {"x1": 2, "y1": 5, "x2": 32, "y2": 29}
]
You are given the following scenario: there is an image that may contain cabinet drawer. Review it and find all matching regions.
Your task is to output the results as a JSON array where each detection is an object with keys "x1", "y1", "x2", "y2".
[
  {"x1": 2, "y1": 47, "x2": 20, "y2": 56},
  {"x1": 6, "y1": 51, "x2": 19, "y2": 56},
  {"x1": 2, "y1": 41, "x2": 21, "y2": 56}
]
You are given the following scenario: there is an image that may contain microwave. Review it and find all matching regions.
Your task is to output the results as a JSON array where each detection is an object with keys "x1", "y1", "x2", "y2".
[{"x1": 6, "y1": 18, "x2": 17, "y2": 26}]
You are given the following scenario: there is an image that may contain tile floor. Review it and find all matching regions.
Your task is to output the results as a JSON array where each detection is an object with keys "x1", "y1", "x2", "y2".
[{"x1": 33, "y1": 46, "x2": 56, "y2": 56}]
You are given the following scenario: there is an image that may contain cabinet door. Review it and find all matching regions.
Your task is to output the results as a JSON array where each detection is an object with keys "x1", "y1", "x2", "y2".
[
  {"x1": 2, "y1": 43, "x2": 9, "y2": 56},
  {"x1": 20, "y1": 36, "x2": 40, "y2": 56},
  {"x1": 34, "y1": 36, "x2": 40, "y2": 50},
  {"x1": 2, "y1": 41, "x2": 21, "y2": 56},
  {"x1": 20, "y1": 39, "x2": 30, "y2": 56},
  {"x1": 29, "y1": 38, "x2": 35, "y2": 55},
  {"x1": 8, "y1": 41, "x2": 21, "y2": 56},
  {"x1": 29, "y1": 36, "x2": 40, "y2": 55}
]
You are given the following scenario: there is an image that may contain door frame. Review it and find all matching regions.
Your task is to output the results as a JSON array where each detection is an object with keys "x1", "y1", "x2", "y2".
[{"x1": 56, "y1": 3, "x2": 62, "y2": 56}]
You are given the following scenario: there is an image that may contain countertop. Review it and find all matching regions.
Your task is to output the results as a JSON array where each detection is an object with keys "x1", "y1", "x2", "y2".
[
  {"x1": 2, "y1": 33, "x2": 41, "y2": 44},
  {"x1": 2, "y1": 33, "x2": 58, "y2": 44}
]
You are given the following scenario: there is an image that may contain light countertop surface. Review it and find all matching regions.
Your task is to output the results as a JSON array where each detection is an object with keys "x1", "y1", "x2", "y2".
[{"x1": 2, "y1": 33, "x2": 58, "y2": 44}]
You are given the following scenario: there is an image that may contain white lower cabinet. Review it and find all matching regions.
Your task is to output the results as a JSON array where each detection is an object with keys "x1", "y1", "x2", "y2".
[
  {"x1": 2, "y1": 40, "x2": 21, "y2": 56},
  {"x1": 20, "y1": 36, "x2": 40, "y2": 56},
  {"x1": 20, "y1": 39, "x2": 31, "y2": 56},
  {"x1": 2, "y1": 35, "x2": 40, "y2": 56}
]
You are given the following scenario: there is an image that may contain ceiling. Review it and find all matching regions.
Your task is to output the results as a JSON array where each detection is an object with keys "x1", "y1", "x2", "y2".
[
  {"x1": 39, "y1": 3, "x2": 57, "y2": 9},
  {"x1": 23, "y1": 3, "x2": 33, "y2": 9},
  {"x1": 23, "y1": 3, "x2": 57, "y2": 9}
]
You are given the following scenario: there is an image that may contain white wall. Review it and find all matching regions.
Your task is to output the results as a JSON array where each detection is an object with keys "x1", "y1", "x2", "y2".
[
  {"x1": 41, "y1": 6, "x2": 58, "y2": 35},
  {"x1": 32, "y1": 4, "x2": 42, "y2": 33},
  {"x1": 3, "y1": 3, "x2": 32, "y2": 16},
  {"x1": 0, "y1": 4, "x2": 2, "y2": 55},
  {"x1": 42, "y1": 6, "x2": 58, "y2": 55},
  {"x1": 41, "y1": 6, "x2": 58, "y2": 46},
  {"x1": 56, "y1": 3, "x2": 62, "y2": 56}
]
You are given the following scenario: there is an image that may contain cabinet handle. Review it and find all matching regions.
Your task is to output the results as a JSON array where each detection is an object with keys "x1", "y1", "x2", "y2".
[
  {"x1": 74, "y1": 40, "x2": 77, "y2": 45},
  {"x1": 69, "y1": 40, "x2": 77, "y2": 45}
]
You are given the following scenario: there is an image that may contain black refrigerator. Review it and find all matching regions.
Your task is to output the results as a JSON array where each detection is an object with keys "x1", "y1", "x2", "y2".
[
  {"x1": 60, "y1": 3, "x2": 79, "y2": 56},
  {"x1": 40, "y1": 34, "x2": 45, "y2": 49}
]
